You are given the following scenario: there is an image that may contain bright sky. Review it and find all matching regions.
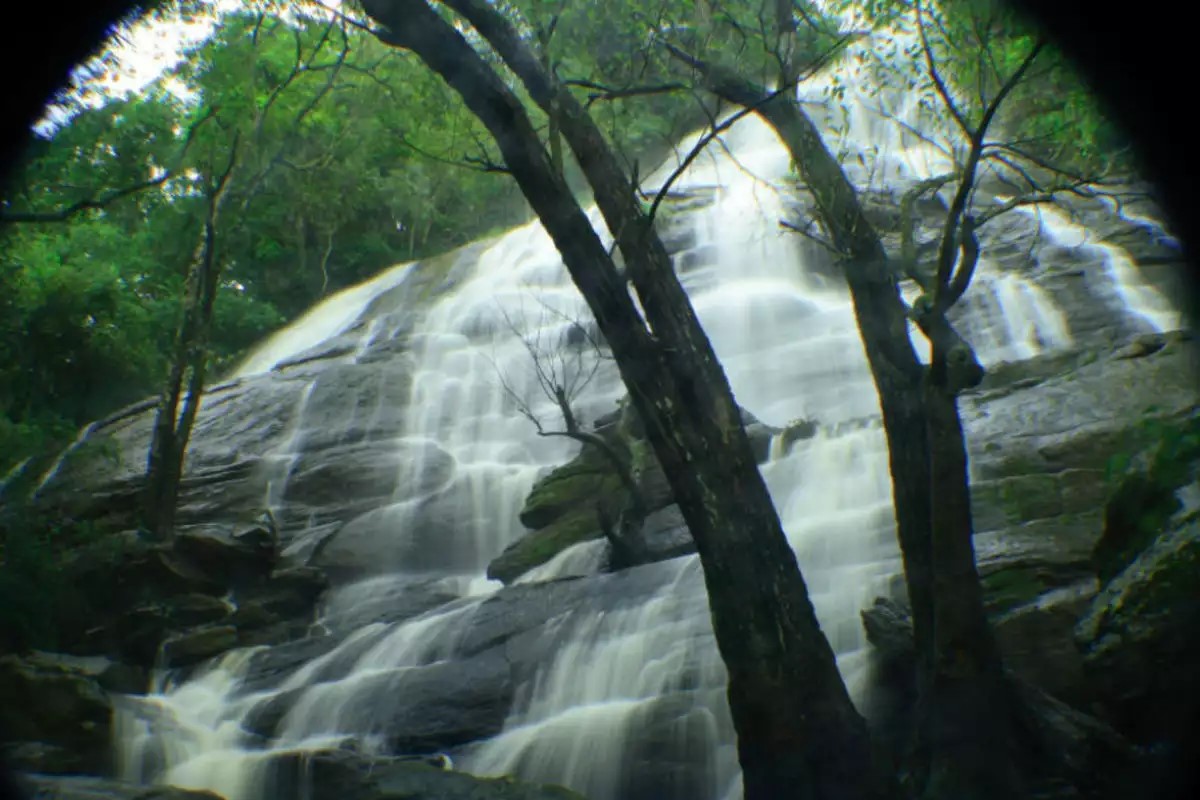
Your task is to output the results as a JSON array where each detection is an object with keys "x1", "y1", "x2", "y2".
[{"x1": 36, "y1": 0, "x2": 346, "y2": 135}]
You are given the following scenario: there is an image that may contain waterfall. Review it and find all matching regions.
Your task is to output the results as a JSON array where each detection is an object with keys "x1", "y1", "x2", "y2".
[{"x1": 109, "y1": 20, "x2": 1182, "y2": 800}]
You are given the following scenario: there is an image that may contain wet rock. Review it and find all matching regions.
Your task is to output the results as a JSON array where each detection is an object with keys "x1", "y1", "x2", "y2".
[
  {"x1": 258, "y1": 749, "x2": 585, "y2": 800},
  {"x1": 266, "y1": 565, "x2": 330, "y2": 600},
  {"x1": 370, "y1": 647, "x2": 516, "y2": 753},
  {"x1": 167, "y1": 594, "x2": 234, "y2": 628},
  {"x1": 241, "y1": 635, "x2": 341, "y2": 692},
  {"x1": 459, "y1": 560, "x2": 688, "y2": 664},
  {"x1": 160, "y1": 625, "x2": 238, "y2": 669},
  {"x1": 616, "y1": 690, "x2": 733, "y2": 800},
  {"x1": 496, "y1": 399, "x2": 788, "y2": 582},
  {"x1": 319, "y1": 576, "x2": 460, "y2": 637},
  {"x1": 17, "y1": 775, "x2": 226, "y2": 800},
  {"x1": 95, "y1": 660, "x2": 149, "y2": 695},
  {"x1": 977, "y1": 558, "x2": 1095, "y2": 617},
  {"x1": 234, "y1": 618, "x2": 313, "y2": 649},
  {"x1": 174, "y1": 523, "x2": 276, "y2": 588},
  {"x1": 0, "y1": 653, "x2": 112, "y2": 775},
  {"x1": 633, "y1": 505, "x2": 695, "y2": 563},
  {"x1": 963, "y1": 332, "x2": 1199, "y2": 483},
  {"x1": 249, "y1": 647, "x2": 514, "y2": 753},
  {"x1": 230, "y1": 568, "x2": 328, "y2": 634},
  {"x1": 17, "y1": 652, "x2": 148, "y2": 697},
  {"x1": 241, "y1": 687, "x2": 305, "y2": 739},
  {"x1": 488, "y1": 509, "x2": 603, "y2": 584}
]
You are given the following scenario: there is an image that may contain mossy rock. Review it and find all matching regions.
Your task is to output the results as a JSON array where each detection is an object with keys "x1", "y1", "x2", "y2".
[
  {"x1": 1075, "y1": 513, "x2": 1200, "y2": 742},
  {"x1": 487, "y1": 509, "x2": 604, "y2": 584},
  {"x1": 981, "y1": 565, "x2": 1056, "y2": 616},
  {"x1": 518, "y1": 441, "x2": 628, "y2": 530},
  {"x1": 994, "y1": 474, "x2": 1064, "y2": 524},
  {"x1": 1094, "y1": 473, "x2": 1181, "y2": 582}
]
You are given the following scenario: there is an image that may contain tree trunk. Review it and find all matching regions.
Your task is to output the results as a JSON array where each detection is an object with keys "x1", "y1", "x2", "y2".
[
  {"x1": 674, "y1": 51, "x2": 938, "y2": 707},
  {"x1": 362, "y1": 2, "x2": 887, "y2": 798},
  {"x1": 142, "y1": 153, "x2": 236, "y2": 541},
  {"x1": 674, "y1": 50, "x2": 1027, "y2": 796},
  {"x1": 922, "y1": 360, "x2": 1025, "y2": 799}
]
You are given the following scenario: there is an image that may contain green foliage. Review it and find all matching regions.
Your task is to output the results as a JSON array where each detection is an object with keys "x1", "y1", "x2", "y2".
[
  {"x1": 915, "y1": 0, "x2": 1129, "y2": 172},
  {"x1": 0, "y1": 2, "x2": 527, "y2": 474},
  {"x1": 0, "y1": 503, "x2": 113, "y2": 652}
]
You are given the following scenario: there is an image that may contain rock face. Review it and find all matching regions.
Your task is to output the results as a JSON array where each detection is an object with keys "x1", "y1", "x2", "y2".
[{"x1": 6, "y1": 159, "x2": 1195, "y2": 800}]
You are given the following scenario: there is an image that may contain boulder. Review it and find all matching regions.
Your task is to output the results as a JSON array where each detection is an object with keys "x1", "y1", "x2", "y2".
[
  {"x1": 3, "y1": 741, "x2": 87, "y2": 775},
  {"x1": 246, "y1": 646, "x2": 513, "y2": 751},
  {"x1": 499, "y1": 398, "x2": 791, "y2": 582},
  {"x1": 167, "y1": 595, "x2": 234, "y2": 628},
  {"x1": 488, "y1": 509, "x2": 603, "y2": 584},
  {"x1": 0, "y1": 653, "x2": 113, "y2": 775},
  {"x1": 517, "y1": 444, "x2": 626, "y2": 530},
  {"x1": 173, "y1": 523, "x2": 277, "y2": 588},
  {"x1": 160, "y1": 625, "x2": 239, "y2": 669},
  {"x1": 228, "y1": 567, "x2": 328, "y2": 638}
]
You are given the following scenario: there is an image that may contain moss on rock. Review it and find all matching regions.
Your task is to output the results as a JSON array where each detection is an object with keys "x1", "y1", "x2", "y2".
[
  {"x1": 981, "y1": 565, "x2": 1055, "y2": 616},
  {"x1": 487, "y1": 509, "x2": 604, "y2": 584},
  {"x1": 518, "y1": 436, "x2": 629, "y2": 530}
]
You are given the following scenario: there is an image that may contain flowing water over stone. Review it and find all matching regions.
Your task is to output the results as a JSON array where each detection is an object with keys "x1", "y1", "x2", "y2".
[{"x1": 97, "y1": 26, "x2": 1188, "y2": 800}]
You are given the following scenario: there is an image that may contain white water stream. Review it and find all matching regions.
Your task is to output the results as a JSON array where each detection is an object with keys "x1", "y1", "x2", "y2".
[{"x1": 109, "y1": 16, "x2": 1182, "y2": 800}]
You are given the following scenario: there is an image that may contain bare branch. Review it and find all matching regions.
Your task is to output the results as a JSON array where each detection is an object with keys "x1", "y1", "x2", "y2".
[
  {"x1": 916, "y1": 1, "x2": 970, "y2": 139},
  {"x1": 933, "y1": 35, "x2": 1045, "y2": 309},
  {"x1": 943, "y1": 213, "x2": 978, "y2": 305},
  {"x1": 563, "y1": 78, "x2": 689, "y2": 106},
  {"x1": 779, "y1": 217, "x2": 839, "y2": 256}
]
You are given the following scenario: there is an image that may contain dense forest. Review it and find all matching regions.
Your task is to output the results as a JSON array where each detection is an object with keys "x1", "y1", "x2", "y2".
[{"x1": 2, "y1": 2, "x2": 1196, "y2": 800}]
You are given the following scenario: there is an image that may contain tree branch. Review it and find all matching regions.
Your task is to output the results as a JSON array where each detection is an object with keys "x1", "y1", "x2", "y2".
[
  {"x1": 933, "y1": 35, "x2": 1045, "y2": 310},
  {"x1": 0, "y1": 105, "x2": 217, "y2": 224}
]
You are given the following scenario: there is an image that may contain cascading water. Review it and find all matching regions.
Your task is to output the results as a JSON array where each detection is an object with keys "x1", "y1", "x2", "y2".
[{"x1": 109, "y1": 15, "x2": 1183, "y2": 800}]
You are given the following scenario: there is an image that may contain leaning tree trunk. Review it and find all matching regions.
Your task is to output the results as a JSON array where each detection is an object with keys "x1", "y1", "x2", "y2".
[
  {"x1": 674, "y1": 52, "x2": 938, "y2": 703},
  {"x1": 362, "y1": 2, "x2": 888, "y2": 798},
  {"x1": 672, "y1": 49, "x2": 1029, "y2": 797}
]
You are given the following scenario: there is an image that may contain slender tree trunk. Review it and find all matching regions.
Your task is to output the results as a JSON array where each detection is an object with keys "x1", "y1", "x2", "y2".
[
  {"x1": 362, "y1": 2, "x2": 888, "y2": 798},
  {"x1": 142, "y1": 150, "x2": 237, "y2": 541},
  {"x1": 144, "y1": 268, "x2": 200, "y2": 539}
]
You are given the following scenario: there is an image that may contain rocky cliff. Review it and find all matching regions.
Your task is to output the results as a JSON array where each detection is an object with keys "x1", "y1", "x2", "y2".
[{"x1": 2, "y1": 118, "x2": 1196, "y2": 800}]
